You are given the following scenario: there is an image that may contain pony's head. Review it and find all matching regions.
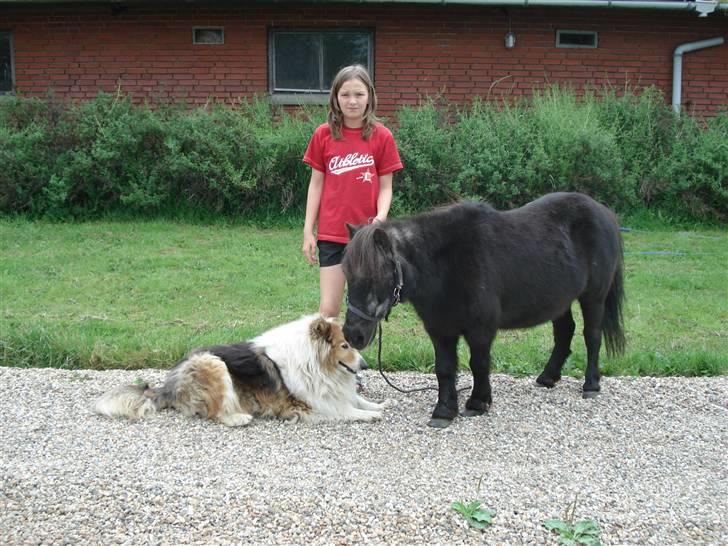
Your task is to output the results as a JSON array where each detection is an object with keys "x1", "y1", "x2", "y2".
[{"x1": 342, "y1": 224, "x2": 403, "y2": 349}]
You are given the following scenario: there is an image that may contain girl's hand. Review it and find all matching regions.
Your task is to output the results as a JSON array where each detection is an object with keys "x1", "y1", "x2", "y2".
[{"x1": 302, "y1": 232, "x2": 317, "y2": 265}]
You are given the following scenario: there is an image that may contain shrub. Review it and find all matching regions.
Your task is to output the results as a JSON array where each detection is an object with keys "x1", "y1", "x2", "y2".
[
  {"x1": 0, "y1": 95, "x2": 64, "y2": 215},
  {"x1": 48, "y1": 93, "x2": 169, "y2": 217},
  {"x1": 451, "y1": 100, "x2": 537, "y2": 208},
  {"x1": 394, "y1": 98, "x2": 457, "y2": 213},
  {"x1": 0, "y1": 87, "x2": 725, "y2": 222},
  {"x1": 526, "y1": 88, "x2": 629, "y2": 207},
  {"x1": 650, "y1": 114, "x2": 728, "y2": 221}
]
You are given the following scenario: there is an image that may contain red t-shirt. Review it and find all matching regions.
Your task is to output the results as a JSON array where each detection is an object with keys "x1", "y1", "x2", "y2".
[{"x1": 303, "y1": 123, "x2": 403, "y2": 243}]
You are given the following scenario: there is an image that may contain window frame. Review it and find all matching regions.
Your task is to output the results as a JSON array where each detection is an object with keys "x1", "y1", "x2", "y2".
[
  {"x1": 0, "y1": 30, "x2": 15, "y2": 95},
  {"x1": 268, "y1": 28, "x2": 374, "y2": 105},
  {"x1": 192, "y1": 27, "x2": 225, "y2": 45},
  {"x1": 555, "y1": 30, "x2": 599, "y2": 49}
]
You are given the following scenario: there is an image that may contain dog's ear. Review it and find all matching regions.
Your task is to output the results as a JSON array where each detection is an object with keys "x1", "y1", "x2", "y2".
[{"x1": 310, "y1": 317, "x2": 333, "y2": 343}]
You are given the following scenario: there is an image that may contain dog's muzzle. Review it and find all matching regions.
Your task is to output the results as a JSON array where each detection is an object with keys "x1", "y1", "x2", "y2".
[
  {"x1": 338, "y1": 362, "x2": 357, "y2": 374},
  {"x1": 338, "y1": 356, "x2": 368, "y2": 374}
]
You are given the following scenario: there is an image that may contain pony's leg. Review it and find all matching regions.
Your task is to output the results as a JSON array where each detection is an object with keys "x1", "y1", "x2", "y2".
[
  {"x1": 429, "y1": 334, "x2": 460, "y2": 428},
  {"x1": 536, "y1": 308, "x2": 576, "y2": 388},
  {"x1": 461, "y1": 329, "x2": 496, "y2": 417},
  {"x1": 579, "y1": 298, "x2": 605, "y2": 398}
]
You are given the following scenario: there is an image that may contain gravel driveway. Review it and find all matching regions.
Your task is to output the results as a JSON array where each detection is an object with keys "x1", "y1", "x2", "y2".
[{"x1": 1, "y1": 366, "x2": 726, "y2": 545}]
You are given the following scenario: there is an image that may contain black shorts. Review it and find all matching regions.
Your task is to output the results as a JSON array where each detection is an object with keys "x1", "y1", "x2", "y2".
[{"x1": 317, "y1": 240, "x2": 346, "y2": 267}]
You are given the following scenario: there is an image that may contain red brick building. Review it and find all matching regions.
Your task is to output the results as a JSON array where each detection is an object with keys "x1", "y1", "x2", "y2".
[{"x1": 1, "y1": 1, "x2": 726, "y2": 117}]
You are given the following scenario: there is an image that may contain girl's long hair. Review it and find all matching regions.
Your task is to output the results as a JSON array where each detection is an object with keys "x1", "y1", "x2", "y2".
[{"x1": 328, "y1": 64, "x2": 379, "y2": 140}]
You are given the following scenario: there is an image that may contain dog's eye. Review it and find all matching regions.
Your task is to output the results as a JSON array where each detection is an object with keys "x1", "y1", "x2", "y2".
[{"x1": 341, "y1": 343, "x2": 350, "y2": 350}]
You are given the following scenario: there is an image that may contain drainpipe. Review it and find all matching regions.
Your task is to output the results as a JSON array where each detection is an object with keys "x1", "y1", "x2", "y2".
[{"x1": 672, "y1": 36, "x2": 725, "y2": 112}]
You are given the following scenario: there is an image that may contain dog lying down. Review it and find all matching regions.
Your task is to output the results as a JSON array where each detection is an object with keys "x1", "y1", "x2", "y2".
[{"x1": 92, "y1": 314, "x2": 395, "y2": 426}]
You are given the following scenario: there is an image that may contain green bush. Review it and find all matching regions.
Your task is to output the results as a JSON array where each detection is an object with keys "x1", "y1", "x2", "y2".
[
  {"x1": 0, "y1": 87, "x2": 725, "y2": 222},
  {"x1": 393, "y1": 98, "x2": 457, "y2": 213},
  {"x1": 651, "y1": 113, "x2": 728, "y2": 221},
  {"x1": 451, "y1": 101, "x2": 537, "y2": 208},
  {"x1": 49, "y1": 94, "x2": 168, "y2": 217},
  {"x1": 525, "y1": 88, "x2": 629, "y2": 206},
  {"x1": 0, "y1": 95, "x2": 62, "y2": 215}
]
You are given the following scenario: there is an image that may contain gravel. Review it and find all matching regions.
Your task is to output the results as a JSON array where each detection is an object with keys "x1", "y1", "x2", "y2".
[{"x1": 1, "y1": 366, "x2": 726, "y2": 545}]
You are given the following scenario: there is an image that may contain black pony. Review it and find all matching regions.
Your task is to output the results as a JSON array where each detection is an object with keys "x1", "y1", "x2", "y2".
[{"x1": 342, "y1": 192, "x2": 625, "y2": 428}]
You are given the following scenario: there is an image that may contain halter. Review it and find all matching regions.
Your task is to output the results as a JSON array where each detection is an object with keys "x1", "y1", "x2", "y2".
[
  {"x1": 346, "y1": 258, "x2": 403, "y2": 323},
  {"x1": 338, "y1": 361, "x2": 358, "y2": 375},
  {"x1": 346, "y1": 256, "x2": 472, "y2": 396}
]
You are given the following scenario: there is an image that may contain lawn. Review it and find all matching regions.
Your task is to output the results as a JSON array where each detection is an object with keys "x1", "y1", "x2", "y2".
[{"x1": 1, "y1": 218, "x2": 726, "y2": 377}]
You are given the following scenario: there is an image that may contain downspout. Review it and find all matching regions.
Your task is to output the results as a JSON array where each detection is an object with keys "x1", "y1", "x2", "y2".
[{"x1": 672, "y1": 37, "x2": 725, "y2": 113}]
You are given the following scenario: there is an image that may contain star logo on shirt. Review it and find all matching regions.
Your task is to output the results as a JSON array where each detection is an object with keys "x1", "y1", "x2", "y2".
[{"x1": 356, "y1": 170, "x2": 374, "y2": 184}]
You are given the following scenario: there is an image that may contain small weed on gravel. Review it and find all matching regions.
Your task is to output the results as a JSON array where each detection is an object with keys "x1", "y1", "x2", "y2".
[
  {"x1": 544, "y1": 495, "x2": 601, "y2": 545},
  {"x1": 451, "y1": 476, "x2": 495, "y2": 530},
  {"x1": 451, "y1": 500, "x2": 494, "y2": 530}
]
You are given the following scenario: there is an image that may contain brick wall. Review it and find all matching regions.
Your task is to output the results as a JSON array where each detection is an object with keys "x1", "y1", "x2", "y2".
[{"x1": 1, "y1": 3, "x2": 726, "y2": 117}]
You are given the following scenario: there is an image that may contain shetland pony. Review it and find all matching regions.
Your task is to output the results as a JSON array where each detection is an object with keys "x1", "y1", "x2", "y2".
[
  {"x1": 342, "y1": 193, "x2": 625, "y2": 428},
  {"x1": 93, "y1": 315, "x2": 393, "y2": 426}
]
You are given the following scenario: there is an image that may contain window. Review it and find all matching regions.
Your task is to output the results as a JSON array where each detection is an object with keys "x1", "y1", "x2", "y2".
[
  {"x1": 556, "y1": 30, "x2": 598, "y2": 49},
  {"x1": 269, "y1": 29, "x2": 373, "y2": 103},
  {"x1": 193, "y1": 27, "x2": 224, "y2": 45},
  {"x1": 0, "y1": 31, "x2": 14, "y2": 94}
]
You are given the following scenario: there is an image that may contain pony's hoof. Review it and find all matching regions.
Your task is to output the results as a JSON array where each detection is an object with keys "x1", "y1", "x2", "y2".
[
  {"x1": 582, "y1": 390, "x2": 600, "y2": 399},
  {"x1": 462, "y1": 398, "x2": 490, "y2": 416},
  {"x1": 536, "y1": 375, "x2": 559, "y2": 388},
  {"x1": 427, "y1": 418, "x2": 453, "y2": 429}
]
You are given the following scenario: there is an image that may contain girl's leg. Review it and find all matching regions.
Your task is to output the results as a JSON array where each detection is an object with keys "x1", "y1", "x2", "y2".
[{"x1": 319, "y1": 265, "x2": 346, "y2": 318}]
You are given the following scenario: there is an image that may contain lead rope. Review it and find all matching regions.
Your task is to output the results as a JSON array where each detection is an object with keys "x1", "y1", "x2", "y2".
[{"x1": 374, "y1": 322, "x2": 472, "y2": 394}]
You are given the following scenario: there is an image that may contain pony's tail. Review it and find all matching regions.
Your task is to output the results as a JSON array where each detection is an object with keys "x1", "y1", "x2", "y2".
[
  {"x1": 603, "y1": 245, "x2": 626, "y2": 357},
  {"x1": 92, "y1": 381, "x2": 165, "y2": 421}
]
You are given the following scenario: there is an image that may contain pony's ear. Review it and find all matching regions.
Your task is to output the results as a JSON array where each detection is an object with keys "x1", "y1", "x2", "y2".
[
  {"x1": 310, "y1": 317, "x2": 333, "y2": 343},
  {"x1": 346, "y1": 223, "x2": 360, "y2": 239},
  {"x1": 372, "y1": 227, "x2": 393, "y2": 254}
]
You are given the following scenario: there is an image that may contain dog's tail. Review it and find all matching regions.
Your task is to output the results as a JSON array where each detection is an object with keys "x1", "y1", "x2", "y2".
[{"x1": 92, "y1": 381, "x2": 162, "y2": 420}]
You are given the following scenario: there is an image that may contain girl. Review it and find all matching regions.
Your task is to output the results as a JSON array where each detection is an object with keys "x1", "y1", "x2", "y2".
[{"x1": 302, "y1": 64, "x2": 403, "y2": 318}]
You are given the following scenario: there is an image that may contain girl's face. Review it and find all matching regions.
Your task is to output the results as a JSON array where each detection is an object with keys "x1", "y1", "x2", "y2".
[{"x1": 336, "y1": 78, "x2": 369, "y2": 128}]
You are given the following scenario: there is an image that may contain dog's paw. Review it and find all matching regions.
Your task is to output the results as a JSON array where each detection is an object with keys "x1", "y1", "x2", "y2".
[
  {"x1": 364, "y1": 412, "x2": 383, "y2": 422},
  {"x1": 381, "y1": 398, "x2": 398, "y2": 409},
  {"x1": 218, "y1": 412, "x2": 253, "y2": 427}
]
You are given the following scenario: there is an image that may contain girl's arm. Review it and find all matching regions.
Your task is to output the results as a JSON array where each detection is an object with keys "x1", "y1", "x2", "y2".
[
  {"x1": 374, "y1": 173, "x2": 393, "y2": 222},
  {"x1": 302, "y1": 168, "x2": 324, "y2": 265}
]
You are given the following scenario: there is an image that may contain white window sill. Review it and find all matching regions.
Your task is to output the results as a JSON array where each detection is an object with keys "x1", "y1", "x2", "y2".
[{"x1": 269, "y1": 93, "x2": 328, "y2": 106}]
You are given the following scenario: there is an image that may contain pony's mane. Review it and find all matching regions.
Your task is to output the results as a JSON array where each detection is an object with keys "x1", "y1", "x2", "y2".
[
  {"x1": 343, "y1": 202, "x2": 496, "y2": 279},
  {"x1": 342, "y1": 225, "x2": 393, "y2": 281}
]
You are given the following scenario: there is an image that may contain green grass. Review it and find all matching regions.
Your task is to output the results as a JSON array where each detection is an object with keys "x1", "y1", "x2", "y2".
[{"x1": 1, "y1": 218, "x2": 726, "y2": 377}]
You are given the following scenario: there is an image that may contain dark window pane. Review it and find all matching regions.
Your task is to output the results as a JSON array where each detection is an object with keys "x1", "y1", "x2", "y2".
[
  {"x1": 323, "y1": 35, "x2": 369, "y2": 88},
  {"x1": 0, "y1": 34, "x2": 11, "y2": 92},
  {"x1": 274, "y1": 34, "x2": 320, "y2": 90},
  {"x1": 194, "y1": 28, "x2": 224, "y2": 45},
  {"x1": 557, "y1": 31, "x2": 597, "y2": 48}
]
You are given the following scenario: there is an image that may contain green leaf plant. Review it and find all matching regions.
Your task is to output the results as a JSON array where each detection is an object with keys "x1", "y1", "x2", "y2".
[
  {"x1": 451, "y1": 476, "x2": 495, "y2": 530},
  {"x1": 544, "y1": 495, "x2": 601, "y2": 546}
]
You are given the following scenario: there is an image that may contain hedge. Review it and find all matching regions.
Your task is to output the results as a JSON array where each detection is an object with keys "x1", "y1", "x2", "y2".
[{"x1": 1, "y1": 87, "x2": 725, "y2": 222}]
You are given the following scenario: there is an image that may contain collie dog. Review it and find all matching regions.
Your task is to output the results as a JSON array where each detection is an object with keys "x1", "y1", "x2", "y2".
[{"x1": 92, "y1": 315, "x2": 393, "y2": 426}]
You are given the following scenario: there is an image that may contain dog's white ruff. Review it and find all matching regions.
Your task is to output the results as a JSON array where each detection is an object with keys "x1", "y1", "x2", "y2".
[{"x1": 252, "y1": 314, "x2": 391, "y2": 422}]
